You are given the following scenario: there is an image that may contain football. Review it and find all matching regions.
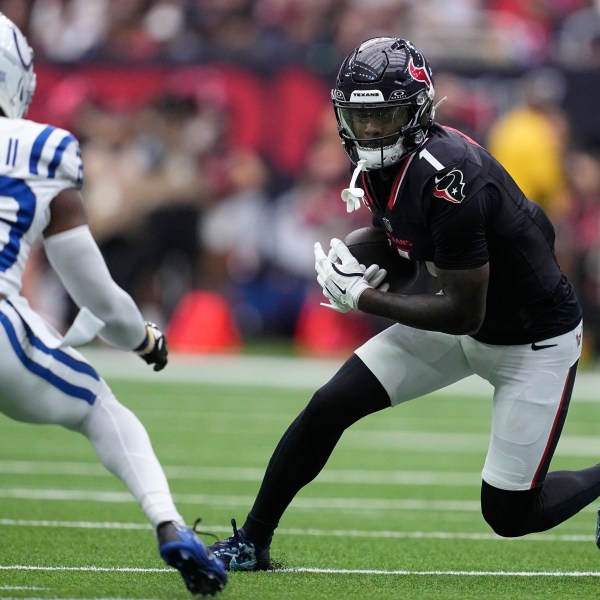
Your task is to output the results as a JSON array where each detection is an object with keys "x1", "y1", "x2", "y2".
[{"x1": 344, "y1": 226, "x2": 419, "y2": 293}]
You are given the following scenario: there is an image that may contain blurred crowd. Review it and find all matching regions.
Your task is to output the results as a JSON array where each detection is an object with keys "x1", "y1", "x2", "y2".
[
  {"x1": 5, "y1": 0, "x2": 600, "y2": 361},
  {"x1": 5, "y1": 0, "x2": 600, "y2": 70}
]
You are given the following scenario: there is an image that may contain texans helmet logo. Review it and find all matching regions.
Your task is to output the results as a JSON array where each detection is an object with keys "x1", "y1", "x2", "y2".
[
  {"x1": 433, "y1": 169, "x2": 466, "y2": 204},
  {"x1": 408, "y1": 57, "x2": 432, "y2": 90}
]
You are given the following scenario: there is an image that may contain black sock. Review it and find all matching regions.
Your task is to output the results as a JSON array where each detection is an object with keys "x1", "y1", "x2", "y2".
[
  {"x1": 242, "y1": 354, "x2": 390, "y2": 540},
  {"x1": 242, "y1": 513, "x2": 276, "y2": 547}
]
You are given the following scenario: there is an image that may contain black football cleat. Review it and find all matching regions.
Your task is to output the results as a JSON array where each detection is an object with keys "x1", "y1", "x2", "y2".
[{"x1": 209, "y1": 518, "x2": 271, "y2": 572}]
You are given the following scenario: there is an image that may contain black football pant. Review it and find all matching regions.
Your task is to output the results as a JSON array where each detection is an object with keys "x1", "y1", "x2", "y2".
[{"x1": 242, "y1": 354, "x2": 600, "y2": 545}]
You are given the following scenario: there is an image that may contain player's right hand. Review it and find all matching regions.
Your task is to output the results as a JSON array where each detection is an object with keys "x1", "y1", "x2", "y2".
[
  {"x1": 315, "y1": 239, "x2": 388, "y2": 310},
  {"x1": 135, "y1": 321, "x2": 168, "y2": 371}
]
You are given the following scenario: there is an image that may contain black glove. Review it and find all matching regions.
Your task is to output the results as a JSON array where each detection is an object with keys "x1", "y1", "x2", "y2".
[{"x1": 135, "y1": 321, "x2": 168, "y2": 372}]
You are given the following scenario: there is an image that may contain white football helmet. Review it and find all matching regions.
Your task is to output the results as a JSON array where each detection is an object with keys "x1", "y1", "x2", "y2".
[{"x1": 0, "y1": 13, "x2": 36, "y2": 119}]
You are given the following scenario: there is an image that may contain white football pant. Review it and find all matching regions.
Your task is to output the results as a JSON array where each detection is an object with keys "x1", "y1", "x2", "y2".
[
  {"x1": 0, "y1": 299, "x2": 183, "y2": 528},
  {"x1": 356, "y1": 320, "x2": 583, "y2": 490}
]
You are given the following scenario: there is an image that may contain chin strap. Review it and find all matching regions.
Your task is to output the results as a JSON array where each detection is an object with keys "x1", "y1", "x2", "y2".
[
  {"x1": 432, "y1": 95, "x2": 447, "y2": 115},
  {"x1": 340, "y1": 159, "x2": 368, "y2": 212}
]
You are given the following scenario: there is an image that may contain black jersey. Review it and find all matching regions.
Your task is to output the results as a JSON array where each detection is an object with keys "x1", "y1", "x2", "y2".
[{"x1": 359, "y1": 124, "x2": 582, "y2": 345}]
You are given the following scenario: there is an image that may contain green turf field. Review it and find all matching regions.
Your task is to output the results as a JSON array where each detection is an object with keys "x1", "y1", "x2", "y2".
[{"x1": 1, "y1": 349, "x2": 600, "y2": 599}]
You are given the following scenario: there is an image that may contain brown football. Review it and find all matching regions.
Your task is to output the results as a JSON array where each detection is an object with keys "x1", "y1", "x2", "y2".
[{"x1": 344, "y1": 226, "x2": 419, "y2": 293}]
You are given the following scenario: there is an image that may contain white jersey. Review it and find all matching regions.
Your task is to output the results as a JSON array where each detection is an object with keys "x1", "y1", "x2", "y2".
[{"x1": 0, "y1": 116, "x2": 82, "y2": 297}]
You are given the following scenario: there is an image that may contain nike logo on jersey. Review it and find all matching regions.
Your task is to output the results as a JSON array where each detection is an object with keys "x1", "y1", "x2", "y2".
[{"x1": 531, "y1": 342, "x2": 558, "y2": 351}]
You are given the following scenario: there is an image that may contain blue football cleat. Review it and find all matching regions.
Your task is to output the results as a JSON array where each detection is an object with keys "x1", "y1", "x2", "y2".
[{"x1": 158, "y1": 522, "x2": 227, "y2": 596}]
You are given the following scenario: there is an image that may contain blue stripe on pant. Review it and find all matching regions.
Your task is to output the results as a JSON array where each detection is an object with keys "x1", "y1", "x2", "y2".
[{"x1": 0, "y1": 310, "x2": 99, "y2": 404}]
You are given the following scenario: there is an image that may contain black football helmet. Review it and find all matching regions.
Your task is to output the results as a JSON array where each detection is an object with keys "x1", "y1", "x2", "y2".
[{"x1": 332, "y1": 37, "x2": 435, "y2": 169}]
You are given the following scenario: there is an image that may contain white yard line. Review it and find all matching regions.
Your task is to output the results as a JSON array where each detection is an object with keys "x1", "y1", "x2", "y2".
[
  {"x1": 0, "y1": 487, "x2": 483, "y2": 510},
  {"x1": 283, "y1": 568, "x2": 600, "y2": 577},
  {"x1": 1, "y1": 564, "x2": 599, "y2": 578},
  {"x1": 0, "y1": 566, "x2": 168, "y2": 573},
  {"x1": 79, "y1": 348, "x2": 600, "y2": 401},
  {"x1": 0, "y1": 487, "x2": 596, "y2": 515},
  {"x1": 0, "y1": 460, "x2": 481, "y2": 486},
  {"x1": 0, "y1": 518, "x2": 592, "y2": 543},
  {"x1": 0, "y1": 587, "x2": 48, "y2": 590}
]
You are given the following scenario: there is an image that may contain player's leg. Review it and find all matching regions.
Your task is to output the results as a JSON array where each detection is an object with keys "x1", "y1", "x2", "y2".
[
  {"x1": 0, "y1": 304, "x2": 226, "y2": 594},
  {"x1": 74, "y1": 380, "x2": 182, "y2": 524},
  {"x1": 0, "y1": 302, "x2": 184, "y2": 524},
  {"x1": 472, "y1": 322, "x2": 600, "y2": 536},
  {"x1": 72, "y1": 368, "x2": 226, "y2": 593},
  {"x1": 480, "y1": 462, "x2": 600, "y2": 537},
  {"x1": 210, "y1": 351, "x2": 388, "y2": 570},
  {"x1": 210, "y1": 323, "x2": 474, "y2": 570}
]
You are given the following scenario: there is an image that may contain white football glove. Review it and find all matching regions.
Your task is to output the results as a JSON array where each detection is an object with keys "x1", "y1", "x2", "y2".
[
  {"x1": 315, "y1": 238, "x2": 388, "y2": 311},
  {"x1": 320, "y1": 264, "x2": 390, "y2": 312},
  {"x1": 319, "y1": 244, "x2": 353, "y2": 313},
  {"x1": 364, "y1": 264, "x2": 389, "y2": 293}
]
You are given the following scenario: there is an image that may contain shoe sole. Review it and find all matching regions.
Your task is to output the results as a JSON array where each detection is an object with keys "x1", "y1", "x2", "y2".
[
  {"x1": 161, "y1": 542, "x2": 227, "y2": 596},
  {"x1": 229, "y1": 557, "x2": 257, "y2": 571},
  {"x1": 228, "y1": 556, "x2": 272, "y2": 572}
]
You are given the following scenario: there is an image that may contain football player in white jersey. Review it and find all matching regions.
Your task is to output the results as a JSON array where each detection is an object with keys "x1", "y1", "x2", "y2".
[{"x1": 0, "y1": 13, "x2": 226, "y2": 596}]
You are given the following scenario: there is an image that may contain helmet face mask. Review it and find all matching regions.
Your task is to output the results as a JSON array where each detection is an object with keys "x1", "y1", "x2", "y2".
[
  {"x1": 0, "y1": 13, "x2": 36, "y2": 119},
  {"x1": 332, "y1": 37, "x2": 435, "y2": 169},
  {"x1": 338, "y1": 105, "x2": 410, "y2": 147}
]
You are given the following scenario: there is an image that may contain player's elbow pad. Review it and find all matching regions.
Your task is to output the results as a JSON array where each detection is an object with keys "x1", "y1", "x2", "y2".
[{"x1": 43, "y1": 225, "x2": 146, "y2": 349}]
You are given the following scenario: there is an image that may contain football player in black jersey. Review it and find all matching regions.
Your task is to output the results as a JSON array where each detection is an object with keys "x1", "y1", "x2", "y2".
[{"x1": 210, "y1": 37, "x2": 599, "y2": 572}]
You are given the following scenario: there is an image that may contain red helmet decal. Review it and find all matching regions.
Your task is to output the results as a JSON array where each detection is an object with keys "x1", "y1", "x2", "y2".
[{"x1": 408, "y1": 57, "x2": 432, "y2": 90}]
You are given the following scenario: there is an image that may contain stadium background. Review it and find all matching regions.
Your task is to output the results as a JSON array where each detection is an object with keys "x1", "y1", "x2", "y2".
[{"x1": 5, "y1": 0, "x2": 600, "y2": 361}]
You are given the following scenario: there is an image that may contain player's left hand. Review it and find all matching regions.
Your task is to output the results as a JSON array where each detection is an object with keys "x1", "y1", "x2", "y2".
[
  {"x1": 314, "y1": 238, "x2": 387, "y2": 311},
  {"x1": 135, "y1": 321, "x2": 168, "y2": 371}
]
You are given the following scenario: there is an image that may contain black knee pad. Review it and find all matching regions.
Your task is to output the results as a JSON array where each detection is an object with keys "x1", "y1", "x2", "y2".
[{"x1": 480, "y1": 480, "x2": 540, "y2": 537}]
